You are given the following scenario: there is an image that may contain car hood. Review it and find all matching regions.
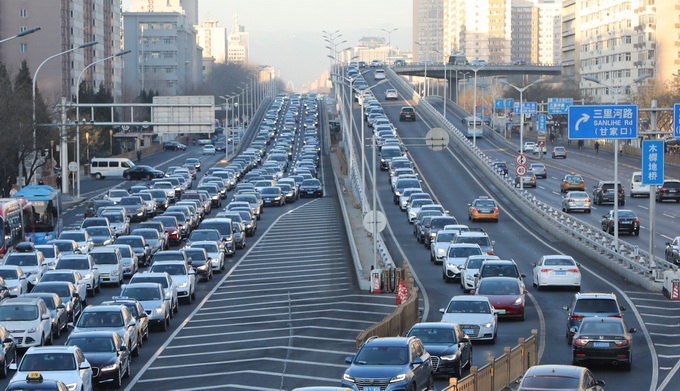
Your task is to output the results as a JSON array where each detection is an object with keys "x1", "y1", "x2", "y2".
[
  {"x1": 480, "y1": 294, "x2": 522, "y2": 308},
  {"x1": 346, "y1": 364, "x2": 407, "y2": 379},
  {"x1": 441, "y1": 312, "x2": 494, "y2": 324},
  {"x1": 95, "y1": 264, "x2": 120, "y2": 273},
  {"x1": 137, "y1": 299, "x2": 163, "y2": 311},
  {"x1": 90, "y1": 236, "x2": 112, "y2": 244},
  {"x1": 422, "y1": 343, "x2": 460, "y2": 356},
  {"x1": 13, "y1": 370, "x2": 84, "y2": 386},
  {"x1": 1, "y1": 319, "x2": 41, "y2": 330},
  {"x1": 81, "y1": 352, "x2": 118, "y2": 368}
]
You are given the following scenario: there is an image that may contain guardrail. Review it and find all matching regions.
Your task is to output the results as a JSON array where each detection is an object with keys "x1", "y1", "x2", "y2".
[
  {"x1": 442, "y1": 330, "x2": 539, "y2": 391},
  {"x1": 385, "y1": 66, "x2": 672, "y2": 291}
]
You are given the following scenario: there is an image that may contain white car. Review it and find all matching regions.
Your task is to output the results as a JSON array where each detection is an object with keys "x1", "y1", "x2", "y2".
[
  {"x1": 58, "y1": 230, "x2": 94, "y2": 255},
  {"x1": 443, "y1": 243, "x2": 483, "y2": 282},
  {"x1": 532, "y1": 255, "x2": 581, "y2": 290},
  {"x1": 202, "y1": 145, "x2": 216, "y2": 155},
  {"x1": 460, "y1": 255, "x2": 500, "y2": 292},
  {"x1": 440, "y1": 295, "x2": 498, "y2": 342},
  {"x1": 149, "y1": 261, "x2": 196, "y2": 304},
  {"x1": 522, "y1": 141, "x2": 536, "y2": 152},
  {"x1": 0, "y1": 297, "x2": 53, "y2": 347},
  {"x1": 399, "y1": 188, "x2": 423, "y2": 211},
  {"x1": 89, "y1": 247, "x2": 124, "y2": 286},
  {"x1": 0, "y1": 265, "x2": 28, "y2": 297},
  {"x1": 429, "y1": 230, "x2": 459, "y2": 264},
  {"x1": 35, "y1": 244, "x2": 62, "y2": 270},
  {"x1": 407, "y1": 198, "x2": 435, "y2": 223},
  {"x1": 40, "y1": 270, "x2": 89, "y2": 304},
  {"x1": 189, "y1": 241, "x2": 226, "y2": 272},
  {"x1": 3, "y1": 243, "x2": 49, "y2": 288},
  {"x1": 532, "y1": 144, "x2": 547, "y2": 155},
  {"x1": 10, "y1": 345, "x2": 94, "y2": 391},
  {"x1": 54, "y1": 255, "x2": 101, "y2": 297},
  {"x1": 104, "y1": 189, "x2": 129, "y2": 205}
]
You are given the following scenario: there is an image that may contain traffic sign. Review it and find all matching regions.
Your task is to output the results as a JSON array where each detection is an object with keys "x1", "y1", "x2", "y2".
[
  {"x1": 537, "y1": 131, "x2": 546, "y2": 142},
  {"x1": 363, "y1": 210, "x2": 387, "y2": 233},
  {"x1": 516, "y1": 165, "x2": 527, "y2": 176},
  {"x1": 642, "y1": 140, "x2": 664, "y2": 185},
  {"x1": 68, "y1": 161, "x2": 78, "y2": 172},
  {"x1": 495, "y1": 98, "x2": 514, "y2": 109},
  {"x1": 548, "y1": 98, "x2": 574, "y2": 114},
  {"x1": 515, "y1": 154, "x2": 527, "y2": 166},
  {"x1": 568, "y1": 105, "x2": 638, "y2": 140},
  {"x1": 537, "y1": 114, "x2": 547, "y2": 131},
  {"x1": 514, "y1": 102, "x2": 537, "y2": 114},
  {"x1": 674, "y1": 103, "x2": 680, "y2": 139},
  {"x1": 426, "y1": 128, "x2": 449, "y2": 151}
]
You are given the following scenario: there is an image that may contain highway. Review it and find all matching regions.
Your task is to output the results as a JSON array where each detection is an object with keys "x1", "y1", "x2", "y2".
[{"x1": 342, "y1": 74, "x2": 680, "y2": 390}]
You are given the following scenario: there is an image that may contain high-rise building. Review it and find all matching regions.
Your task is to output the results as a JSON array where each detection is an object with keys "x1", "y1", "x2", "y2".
[
  {"x1": 563, "y1": 0, "x2": 677, "y2": 103},
  {"x1": 413, "y1": 0, "x2": 444, "y2": 62},
  {"x1": 227, "y1": 14, "x2": 249, "y2": 64},
  {"x1": 129, "y1": 0, "x2": 198, "y2": 25},
  {"x1": 0, "y1": 0, "x2": 122, "y2": 102},
  {"x1": 196, "y1": 20, "x2": 227, "y2": 63}
]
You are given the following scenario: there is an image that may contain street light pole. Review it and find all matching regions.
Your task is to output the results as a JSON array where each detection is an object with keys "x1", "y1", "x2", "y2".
[
  {"x1": 582, "y1": 73, "x2": 651, "y2": 252},
  {"x1": 468, "y1": 64, "x2": 486, "y2": 146},
  {"x1": 381, "y1": 28, "x2": 398, "y2": 58},
  {"x1": 0, "y1": 26, "x2": 40, "y2": 44},
  {"x1": 415, "y1": 41, "x2": 428, "y2": 96}
]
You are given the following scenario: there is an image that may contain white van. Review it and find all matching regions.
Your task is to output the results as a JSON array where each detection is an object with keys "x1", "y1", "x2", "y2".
[
  {"x1": 89, "y1": 246, "x2": 124, "y2": 286},
  {"x1": 630, "y1": 171, "x2": 650, "y2": 197},
  {"x1": 90, "y1": 158, "x2": 135, "y2": 179}
]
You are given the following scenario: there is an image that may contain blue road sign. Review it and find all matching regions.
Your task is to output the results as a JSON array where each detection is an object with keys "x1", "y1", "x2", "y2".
[
  {"x1": 537, "y1": 114, "x2": 547, "y2": 131},
  {"x1": 494, "y1": 99, "x2": 504, "y2": 109},
  {"x1": 548, "y1": 98, "x2": 574, "y2": 114},
  {"x1": 674, "y1": 103, "x2": 680, "y2": 139},
  {"x1": 495, "y1": 98, "x2": 514, "y2": 109},
  {"x1": 642, "y1": 140, "x2": 664, "y2": 185},
  {"x1": 513, "y1": 101, "x2": 537, "y2": 114},
  {"x1": 568, "y1": 105, "x2": 638, "y2": 140}
]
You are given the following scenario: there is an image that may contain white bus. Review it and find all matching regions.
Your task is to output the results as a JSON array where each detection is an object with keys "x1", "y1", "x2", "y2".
[{"x1": 463, "y1": 116, "x2": 483, "y2": 138}]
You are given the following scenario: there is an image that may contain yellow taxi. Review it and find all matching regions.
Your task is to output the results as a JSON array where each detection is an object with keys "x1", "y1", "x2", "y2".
[
  {"x1": 561, "y1": 173, "x2": 585, "y2": 193},
  {"x1": 468, "y1": 196, "x2": 500, "y2": 222}
]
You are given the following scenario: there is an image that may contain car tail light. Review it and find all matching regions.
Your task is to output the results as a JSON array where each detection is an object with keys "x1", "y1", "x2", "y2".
[
  {"x1": 610, "y1": 220, "x2": 615, "y2": 225},
  {"x1": 608, "y1": 314, "x2": 622, "y2": 318},
  {"x1": 634, "y1": 220, "x2": 640, "y2": 224},
  {"x1": 661, "y1": 188, "x2": 668, "y2": 192},
  {"x1": 541, "y1": 269, "x2": 553, "y2": 272},
  {"x1": 493, "y1": 208, "x2": 499, "y2": 212},
  {"x1": 614, "y1": 339, "x2": 630, "y2": 347},
  {"x1": 570, "y1": 314, "x2": 585, "y2": 320},
  {"x1": 472, "y1": 208, "x2": 478, "y2": 212},
  {"x1": 585, "y1": 198, "x2": 591, "y2": 202},
  {"x1": 573, "y1": 338, "x2": 589, "y2": 346},
  {"x1": 568, "y1": 269, "x2": 580, "y2": 273},
  {"x1": 567, "y1": 199, "x2": 574, "y2": 202}
]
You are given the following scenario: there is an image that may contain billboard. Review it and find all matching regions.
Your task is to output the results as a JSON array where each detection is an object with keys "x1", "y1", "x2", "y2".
[{"x1": 152, "y1": 95, "x2": 215, "y2": 134}]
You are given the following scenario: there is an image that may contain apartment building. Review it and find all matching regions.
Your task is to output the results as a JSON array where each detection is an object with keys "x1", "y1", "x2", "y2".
[{"x1": 413, "y1": 0, "x2": 444, "y2": 62}]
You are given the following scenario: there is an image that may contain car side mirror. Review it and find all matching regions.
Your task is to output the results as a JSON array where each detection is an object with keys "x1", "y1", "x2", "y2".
[
  {"x1": 128, "y1": 320, "x2": 137, "y2": 327},
  {"x1": 629, "y1": 327, "x2": 637, "y2": 333},
  {"x1": 460, "y1": 337, "x2": 470, "y2": 343},
  {"x1": 57, "y1": 304, "x2": 66, "y2": 309},
  {"x1": 79, "y1": 362, "x2": 91, "y2": 370},
  {"x1": 412, "y1": 357, "x2": 424, "y2": 366},
  {"x1": 42, "y1": 314, "x2": 50, "y2": 320},
  {"x1": 8, "y1": 363, "x2": 17, "y2": 371},
  {"x1": 666, "y1": 242, "x2": 671, "y2": 246},
  {"x1": 521, "y1": 274, "x2": 526, "y2": 278},
  {"x1": 439, "y1": 308, "x2": 445, "y2": 313},
  {"x1": 345, "y1": 356, "x2": 353, "y2": 364},
  {"x1": 596, "y1": 380, "x2": 606, "y2": 387},
  {"x1": 562, "y1": 306, "x2": 569, "y2": 311},
  {"x1": 120, "y1": 345, "x2": 128, "y2": 352},
  {"x1": 569, "y1": 326, "x2": 578, "y2": 334},
  {"x1": 140, "y1": 312, "x2": 148, "y2": 318},
  {"x1": 3, "y1": 337, "x2": 13, "y2": 344},
  {"x1": 75, "y1": 249, "x2": 82, "y2": 254},
  {"x1": 474, "y1": 273, "x2": 479, "y2": 277}
]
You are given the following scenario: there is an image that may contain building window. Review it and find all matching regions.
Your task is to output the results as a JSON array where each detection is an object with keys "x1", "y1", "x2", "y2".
[
  {"x1": 19, "y1": 26, "x2": 27, "y2": 32},
  {"x1": 20, "y1": 9, "x2": 27, "y2": 17},
  {"x1": 19, "y1": 43, "x2": 27, "y2": 53}
]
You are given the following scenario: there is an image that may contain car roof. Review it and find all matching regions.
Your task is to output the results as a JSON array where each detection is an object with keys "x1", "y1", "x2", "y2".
[
  {"x1": 1, "y1": 297, "x2": 43, "y2": 305},
  {"x1": 410, "y1": 322, "x2": 457, "y2": 330},
  {"x1": 449, "y1": 295, "x2": 491, "y2": 302},
  {"x1": 363, "y1": 337, "x2": 411, "y2": 346},
  {"x1": 124, "y1": 281, "x2": 164, "y2": 288},
  {"x1": 66, "y1": 330, "x2": 119, "y2": 339},
  {"x1": 523, "y1": 364, "x2": 586, "y2": 377},
  {"x1": 22, "y1": 346, "x2": 80, "y2": 354}
]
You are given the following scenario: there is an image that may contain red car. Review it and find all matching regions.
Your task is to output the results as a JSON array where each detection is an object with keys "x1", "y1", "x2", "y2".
[
  {"x1": 473, "y1": 277, "x2": 526, "y2": 320},
  {"x1": 152, "y1": 216, "x2": 182, "y2": 245}
]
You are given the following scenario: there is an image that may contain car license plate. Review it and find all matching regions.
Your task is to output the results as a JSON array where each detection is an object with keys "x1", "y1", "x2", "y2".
[
  {"x1": 555, "y1": 271, "x2": 567, "y2": 275},
  {"x1": 621, "y1": 221, "x2": 631, "y2": 224},
  {"x1": 480, "y1": 209, "x2": 491, "y2": 213},
  {"x1": 497, "y1": 309, "x2": 506, "y2": 315},
  {"x1": 363, "y1": 387, "x2": 381, "y2": 391},
  {"x1": 593, "y1": 342, "x2": 609, "y2": 348},
  {"x1": 265, "y1": 200, "x2": 271, "y2": 203},
  {"x1": 463, "y1": 329, "x2": 475, "y2": 335},
  {"x1": 307, "y1": 191, "x2": 314, "y2": 194}
]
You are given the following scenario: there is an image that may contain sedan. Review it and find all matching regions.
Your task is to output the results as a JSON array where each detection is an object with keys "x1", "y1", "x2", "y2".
[
  {"x1": 522, "y1": 142, "x2": 536, "y2": 152},
  {"x1": 532, "y1": 255, "x2": 581, "y2": 291},
  {"x1": 0, "y1": 266, "x2": 28, "y2": 297},
  {"x1": 473, "y1": 277, "x2": 526, "y2": 320},
  {"x1": 571, "y1": 317, "x2": 636, "y2": 370},
  {"x1": 561, "y1": 191, "x2": 592, "y2": 213},
  {"x1": 552, "y1": 146, "x2": 567, "y2": 159},
  {"x1": 299, "y1": 179, "x2": 323, "y2": 198},
  {"x1": 260, "y1": 186, "x2": 285, "y2": 206},
  {"x1": 163, "y1": 141, "x2": 187, "y2": 151},
  {"x1": 65, "y1": 331, "x2": 131, "y2": 389},
  {"x1": 384, "y1": 89, "x2": 399, "y2": 100},
  {"x1": 514, "y1": 171, "x2": 537, "y2": 188},
  {"x1": 123, "y1": 165, "x2": 165, "y2": 180},
  {"x1": 528, "y1": 163, "x2": 547, "y2": 178},
  {"x1": 439, "y1": 295, "x2": 498, "y2": 342},
  {"x1": 601, "y1": 209, "x2": 640, "y2": 236},
  {"x1": 202, "y1": 145, "x2": 216, "y2": 155},
  {"x1": 406, "y1": 322, "x2": 471, "y2": 378},
  {"x1": 517, "y1": 365, "x2": 605, "y2": 391}
]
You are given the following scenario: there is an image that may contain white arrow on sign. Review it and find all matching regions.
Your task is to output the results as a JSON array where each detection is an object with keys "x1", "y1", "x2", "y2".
[{"x1": 575, "y1": 113, "x2": 590, "y2": 131}]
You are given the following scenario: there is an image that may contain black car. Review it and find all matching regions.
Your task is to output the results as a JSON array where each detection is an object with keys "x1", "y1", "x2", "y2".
[
  {"x1": 492, "y1": 161, "x2": 508, "y2": 176},
  {"x1": 406, "y1": 322, "x2": 471, "y2": 378},
  {"x1": 260, "y1": 186, "x2": 285, "y2": 206},
  {"x1": 601, "y1": 209, "x2": 639, "y2": 236},
  {"x1": 214, "y1": 141, "x2": 226, "y2": 152},
  {"x1": 123, "y1": 165, "x2": 165, "y2": 181},
  {"x1": 182, "y1": 248, "x2": 213, "y2": 282},
  {"x1": 163, "y1": 141, "x2": 187, "y2": 151},
  {"x1": 299, "y1": 179, "x2": 323, "y2": 198},
  {"x1": 0, "y1": 325, "x2": 17, "y2": 378},
  {"x1": 655, "y1": 180, "x2": 680, "y2": 202},
  {"x1": 31, "y1": 281, "x2": 83, "y2": 323},
  {"x1": 571, "y1": 317, "x2": 635, "y2": 370},
  {"x1": 66, "y1": 331, "x2": 131, "y2": 388},
  {"x1": 592, "y1": 181, "x2": 625, "y2": 206},
  {"x1": 399, "y1": 106, "x2": 416, "y2": 121}
]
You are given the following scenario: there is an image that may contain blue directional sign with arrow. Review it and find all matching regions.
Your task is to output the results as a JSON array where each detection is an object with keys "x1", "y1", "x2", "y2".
[
  {"x1": 674, "y1": 103, "x2": 680, "y2": 139},
  {"x1": 568, "y1": 105, "x2": 638, "y2": 140}
]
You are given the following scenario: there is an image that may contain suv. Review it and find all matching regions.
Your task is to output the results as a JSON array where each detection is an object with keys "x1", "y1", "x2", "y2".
[
  {"x1": 341, "y1": 336, "x2": 433, "y2": 391},
  {"x1": 453, "y1": 230, "x2": 495, "y2": 255},
  {"x1": 562, "y1": 293, "x2": 626, "y2": 341},
  {"x1": 474, "y1": 259, "x2": 525, "y2": 290},
  {"x1": 592, "y1": 181, "x2": 625, "y2": 206},
  {"x1": 3, "y1": 242, "x2": 48, "y2": 289},
  {"x1": 399, "y1": 106, "x2": 416, "y2": 121},
  {"x1": 655, "y1": 180, "x2": 680, "y2": 202},
  {"x1": 406, "y1": 322, "x2": 471, "y2": 378},
  {"x1": 0, "y1": 297, "x2": 53, "y2": 347}
]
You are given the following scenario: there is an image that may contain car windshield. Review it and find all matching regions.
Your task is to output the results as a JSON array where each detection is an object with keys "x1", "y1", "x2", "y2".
[
  {"x1": 466, "y1": 258, "x2": 486, "y2": 269},
  {"x1": 102, "y1": 213, "x2": 125, "y2": 223},
  {"x1": 569, "y1": 192, "x2": 588, "y2": 198},
  {"x1": 154, "y1": 217, "x2": 176, "y2": 227},
  {"x1": 0, "y1": 304, "x2": 38, "y2": 321},
  {"x1": 36, "y1": 247, "x2": 55, "y2": 257},
  {"x1": 51, "y1": 242, "x2": 76, "y2": 252},
  {"x1": 448, "y1": 247, "x2": 482, "y2": 258},
  {"x1": 409, "y1": 327, "x2": 457, "y2": 344},
  {"x1": 41, "y1": 274, "x2": 75, "y2": 283},
  {"x1": 33, "y1": 284, "x2": 70, "y2": 297},
  {"x1": 354, "y1": 346, "x2": 409, "y2": 365},
  {"x1": 152, "y1": 253, "x2": 182, "y2": 262},
  {"x1": 544, "y1": 258, "x2": 576, "y2": 266},
  {"x1": 481, "y1": 265, "x2": 519, "y2": 278},
  {"x1": 91, "y1": 252, "x2": 119, "y2": 265},
  {"x1": 122, "y1": 286, "x2": 161, "y2": 301},
  {"x1": 573, "y1": 299, "x2": 619, "y2": 313},
  {"x1": 78, "y1": 311, "x2": 124, "y2": 328},
  {"x1": 521, "y1": 377, "x2": 580, "y2": 389},
  {"x1": 115, "y1": 247, "x2": 132, "y2": 257},
  {"x1": 57, "y1": 258, "x2": 89, "y2": 270},
  {"x1": 109, "y1": 190, "x2": 128, "y2": 198},
  {"x1": 184, "y1": 251, "x2": 207, "y2": 262},
  {"x1": 131, "y1": 276, "x2": 168, "y2": 288},
  {"x1": 150, "y1": 264, "x2": 186, "y2": 276},
  {"x1": 431, "y1": 218, "x2": 456, "y2": 229},
  {"x1": 437, "y1": 233, "x2": 456, "y2": 243},
  {"x1": 456, "y1": 236, "x2": 490, "y2": 246},
  {"x1": 579, "y1": 321, "x2": 624, "y2": 335},
  {"x1": 4, "y1": 254, "x2": 37, "y2": 267},
  {"x1": 134, "y1": 230, "x2": 158, "y2": 240},
  {"x1": 261, "y1": 187, "x2": 279, "y2": 195},
  {"x1": 565, "y1": 175, "x2": 582, "y2": 182},
  {"x1": 68, "y1": 337, "x2": 115, "y2": 353},
  {"x1": 446, "y1": 300, "x2": 491, "y2": 314},
  {"x1": 87, "y1": 227, "x2": 110, "y2": 236},
  {"x1": 19, "y1": 353, "x2": 76, "y2": 371},
  {"x1": 478, "y1": 280, "x2": 520, "y2": 295},
  {"x1": 475, "y1": 200, "x2": 496, "y2": 208},
  {"x1": 120, "y1": 198, "x2": 141, "y2": 206},
  {"x1": 189, "y1": 231, "x2": 219, "y2": 242},
  {"x1": 0, "y1": 269, "x2": 18, "y2": 279},
  {"x1": 192, "y1": 243, "x2": 218, "y2": 252}
]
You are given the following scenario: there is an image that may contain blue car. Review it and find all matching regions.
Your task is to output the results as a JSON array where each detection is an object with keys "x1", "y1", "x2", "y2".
[{"x1": 342, "y1": 336, "x2": 433, "y2": 391}]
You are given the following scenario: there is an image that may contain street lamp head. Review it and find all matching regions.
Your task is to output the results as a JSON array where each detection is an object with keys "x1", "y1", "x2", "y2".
[
  {"x1": 115, "y1": 49, "x2": 132, "y2": 57},
  {"x1": 78, "y1": 40, "x2": 98, "y2": 49},
  {"x1": 634, "y1": 74, "x2": 652, "y2": 83},
  {"x1": 17, "y1": 26, "x2": 41, "y2": 37},
  {"x1": 583, "y1": 75, "x2": 601, "y2": 84}
]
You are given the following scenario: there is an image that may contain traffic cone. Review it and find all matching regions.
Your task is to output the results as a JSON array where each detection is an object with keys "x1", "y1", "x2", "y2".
[{"x1": 396, "y1": 279, "x2": 408, "y2": 305}]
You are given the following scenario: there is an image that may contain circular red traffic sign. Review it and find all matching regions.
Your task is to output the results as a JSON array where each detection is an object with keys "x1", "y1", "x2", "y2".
[
  {"x1": 516, "y1": 154, "x2": 527, "y2": 166},
  {"x1": 516, "y1": 165, "x2": 527, "y2": 176}
]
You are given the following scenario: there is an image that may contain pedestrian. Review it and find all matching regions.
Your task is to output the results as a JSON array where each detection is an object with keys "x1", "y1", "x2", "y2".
[
  {"x1": 549, "y1": 133, "x2": 555, "y2": 143},
  {"x1": 594, "y1": 141, "x2": 600, "y2": 153},
  {"x1": 578, "y1": 140, "x2": 583, "y2": 150},
  {"x1": 619, "y1": 143, "x2": 624, "y2": 156},
  {"x1": 136, "y1": 150, "x2": 141, "y2": 162},
  {"x1": 8, "y1": 184, "x2": 17, "y2": 196}
]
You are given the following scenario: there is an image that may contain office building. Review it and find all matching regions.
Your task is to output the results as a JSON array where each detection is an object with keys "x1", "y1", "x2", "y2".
[
  {"x1": 227, "y1": 14, "x2": 249, "y2": 64},
  {"x1": 413, "y1": 0, "x2": 444, "y2": 62}
]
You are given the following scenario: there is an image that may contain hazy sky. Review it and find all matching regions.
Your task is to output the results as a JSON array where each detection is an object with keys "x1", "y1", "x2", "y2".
[{"x1": 123, "y1": 0, "x2": 412, "y2": 90}]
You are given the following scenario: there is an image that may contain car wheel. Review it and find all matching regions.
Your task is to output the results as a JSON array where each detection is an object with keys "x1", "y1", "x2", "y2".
[
  {"x1": 609, "y1": 226, "x2": 614, "y2": 235},
  {"x1": 174, "y1": 300, "x2": 179, "y2": 314},
  {"x1": 54, "y1": 322, "x2": 61, "y2": 339},
  {"x1": 46, "y1": 330, "x2": 53, "y2": 346},
  {"x1": 191, "y1": 290, "x2": 196, "y2": 300},
  {"x1": 464, "y1": 348, "x2": 472, "y2": 369},
  {"x1": 634, "y1": 229, "x2": 640, "y2": 236},
  {"x1": 112, "y1": 369, "x2": 123, "y2": 389},
  {"x1": 95, "y1": 173, "x2": 102, "y2": 180},
  {"x1": 185, "y1": 293, "x2": 192, "y2": 304},
  {"x1": 125, "y1": 359, "x2": 132, "y2": 378},
  {"x1": 623, "y1": 356, "x2": 632, "y2": 371},
  {"x1": 132, "y1": 340, "x2": 140, "y2": 357},
  {"x1": 0, "y1": 359, "x2": 7, "y2": 379}
]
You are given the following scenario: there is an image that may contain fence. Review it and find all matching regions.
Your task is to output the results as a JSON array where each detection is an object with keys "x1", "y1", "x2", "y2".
[
  {"x1": 355, "y1": 260, "x2": 420, "y2": 349},
  {"x1": 443, "y1": 330, "x2": 539, "y2": 391}
]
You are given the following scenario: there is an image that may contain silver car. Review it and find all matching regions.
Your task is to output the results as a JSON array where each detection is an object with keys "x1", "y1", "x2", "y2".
[
  {"x1": 120, "y1": 282, "x2": 171, "y2": 331},
  {"x1": 561, "y1": 191, "x2": 592, "y2": 213}
]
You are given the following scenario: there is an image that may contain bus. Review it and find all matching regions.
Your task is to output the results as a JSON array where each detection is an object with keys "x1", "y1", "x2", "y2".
[
  {"x1": 0, "y1": 198, "x2": 31, "y2": 257},
  {"x1": 463, "y1": 116, "x2": 484, "y2": 138},
  {"x1": 12, "y1": 185, "x2": 61, "y2": 244}
]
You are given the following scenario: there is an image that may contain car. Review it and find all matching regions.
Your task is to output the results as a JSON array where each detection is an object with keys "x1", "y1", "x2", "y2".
[
  {"x1": 185, "y1": 157, "x2": 201, "y2": 171},
  {"x1": 299, "y1": 179, "x2": 323, "y2": 197},
  {"x1": 119, "y1": 282, "x2": 171, "y2": 331},
  {"x1": 528, "y1": 163, "x2": 547, "y2": 178},
  {"x1": 429, "y1": 230, "x2": 460, "y2": 264},
  {"x1": 152, "y1": 216, "x2": 182, "y2": 245},
  {"x1": 470, "y1": 59, "x2": 487, "y2": 66},
  {"x1": 592, "y1": 181, "x2": 625, "y2": 206},
  {"x1": 100, "y1": 297, "x2": 150, "y2": 343},
  {"x1": 188, "y1": 241, "x2": 226, "y2": 272},
  {"x1": 88, "y1": 247, "x2": 124, "y2": 286},
  {"x1": 571, "y1": 317, "x2": 636, "y2": 370},
  {"x1": 443, "y1": 244, "x2": 483, "y2": 282},
  {"x1": 214, "y1": 141, "x2": 226, "y2": 151},
  {"x1": 99, "y1": 210, "x2": 130, "y2": 237},
  {"x1": 122, "y1": 165, "x2": 165, "y2": 180},
  {"x1": 128, "y1": 272, "x2": 178, "y2": 315},
  {"x1": 491, "y1": 161, "x2": 508, "y2": 176},
  {"x1": 54, "y1": 255, "x2": 100, "y2": 297},
  {"x1": 163, "y1": 141, "x2": 187, "y2": 151},
  {"x1": 131, "y1": 228, "x2": 165, "y2": 255},
  {"x1": 0, "y1": 265, "x2": 29, "y2": 297},
  {"x1": 34, "y1": 244, "x2": 62, "y2": 270},
  {"x1": 561, "y1": 191, "x2": 592, "y2": 213},
  {"x1": 84, "y1": 226, "x2": 114, "y2": 247},
  {"x1": 71, "y1": 305, "x2": 140, "y2": 357},
  {"x1": 532, "y1": 144, "x2": 547, "y2": 155},
  {"x1": 182, "y1": 248, "x2": 213, "y2": 282},
  {"x1": 399, "y1": 106, "x2": 416, "y2": 121},
  {"x1": 474, "y1": 259, "x2": 525, "y2": 290},
  {"x1": 453, "y1": 230, "x2": 495, "y2": 255},
  {"x1": 21, "y1": 292, "x2": 68, "y2": 340},
  {"x1": 406, "y1": 322, "x2": 471, "y2": 378},
  {"x1": 630, "y1": 171, "x2": 650, "y2": 198},
  {"x1": 260, "y1": 186, "x2": 285, "y2": 206},
  {"x1": 384, "y1": 89, "x2": 399, "y2": 100},
  {"x1": 8, "y1": 346, "x2": 93, "y2": 391},
  {"x1": 473, "y1": 277, "x2": 527, "y2": 320},
  {"x1": 665, "y1": 236, "x2": 680, "y2": 265},
  {"x1": 65, "y1": 331, "x2": 131, "y2": 388},
  {"x1": 407, "y1": 198, "x2": 434, "y2": 223},
  {"x1": 5, "y1": 372, "x2": 69, "y2": 390},
  {"x1": 0, "y1": 297, "x2": 53, "y2": 347},
  {"x1": 561, "y1": 173, "x2": 586, "y2": 193},
  {"x1": 0, "y1": 325, "x2": 17, "y2": 378},
  {"x1": 552, "y1": 146, "x2": 567, "y2": 158},
  {"x1": 532, "y1": 255, "x2": 581, "y2": 291},
  {"x1": 202, "y1": 145, "x2": 216, "y2": 155},
  {"x1": 440, "y1": 295, "x2": 498, "y2": 342},
  {"x1": 114, "y1": 235, "x2": 151, "y2": 266},
  {"x1": 104, "y1": 189, "x2": 129, "y2": 205},
  {"x1": 517, "y1": 365, "x2": 605, "y2": 391},
  {"x1": 601, "y1": 209, "x2": 640, "y2": 236},
  {"x1": 563, "y1": 292, "x2": 626, "y2": 341},
  {"x1": 522, "y1": 142, "x2": 536, "y2": 152},
  {"x1": 424, "y1": 216, "x2": 457, "y2": 248},
  {"x1": 3, "y1": 242, "x2": 48, "y2": 289},
  {"x1": 393, "y1": 59, "x2": 407, "y2": 66},
  {"x1": 514, "y1": 171, "x2": 537, "y2": 188},
  {"x1": 460, "y1": 255, "x2": 500, "y2": 293},
  {"x1": 468, "y1": 196, "x2": 499, "y2": 222},
  {"x1": 58, "y1": 231, "x2": 94, "y2": 254},
  {"x1": 83, "y1": 199, "x2": 115, "y2": 218},
  {"x1": 31, "y1": 281, "x2": 84, "y2": 323},
  {"x1": 118, "y1": 196, "x2": 147, "y2": 222},
  {"x1": 341, "y1": 336, "x2": 433, "y2": 391},
  {"x1": 655, "y1": 180, "x2": 680, "y2": 202},
  {"x1": 149, "y1": 261, "x2": 196, "y2": 304}
]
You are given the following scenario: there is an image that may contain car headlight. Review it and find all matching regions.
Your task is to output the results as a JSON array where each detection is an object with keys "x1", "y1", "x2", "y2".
[
  {"x1": 513, "y1": 297, "x2": 523, "y2": 306},
  {"x1": 154, "y1": 307, "x2": 164, "y2": 314},
  {"x1": 101, "y1": 363, "x2": 119, "y2": 372},
  {"x1": 27, "y1": 327, "x2": 38, "y2": 333},
  {"x1": 389, "y1": 374, "x2": 407, "y2": 383},
  {"x1": 66, "y1": 383, "x2": 78, "y2": 391},
  {"x1": 342, "y1": 373, "x2": 355, "y2": 383},
  {"x1": 178, "y1": 282, "x2": 189, "y2": 288},
  {"x1": 483, "y1": 322, "x2": 493, "y2": 328},
  {"x1": 274, "y1": 196, "x2": 281, "y2": 200},
  {"x1": 440, "y1": 352, "x2": 460, "y2": 360},
  {"x1": 436, "y1": 248, "x2": 445, "y2": 256},
  {"x1": 111, "y1": 270, "x2": 119, "y2": 276},
  {"x1": 446, "y1": 263, "x2": 459, "y2": 271},
  {"x1": 9, "y1": 285, "x2": 20, "y2": 292},
  {"x1": 465, "y1": 274, "x2": 475, "y2": 281}
]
